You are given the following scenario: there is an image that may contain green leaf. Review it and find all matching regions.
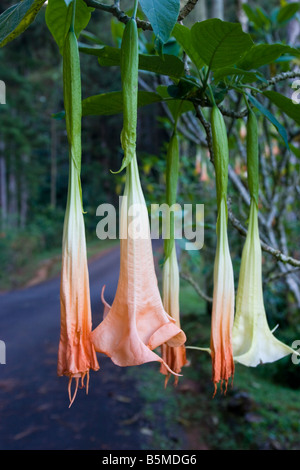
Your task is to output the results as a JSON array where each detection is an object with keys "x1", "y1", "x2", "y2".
[
  {"x1": 139, "y1": 0, "x2": 180, "y2": 45},
  {"x1": 277, "y1": 2, "x2": 300, "y2": 24},
  {"x1": 247, "y1": 93, "x2": 289, "y2": 148},
  {"x1": 237, "y1": 44, "x2": 300, "y2": 70},
  {"x1": 172, "y1": 24, "x2": 204, "y2": 70},
  {"x1": 80, "y1": 30, "x2": 105, "y2": 45},
  {"x1": 213, "y1": 66, "x2": 262, "y2": 83},
  {"x1": 242, "y1": 4, "x2": 263, "y2": 28},
  {"x1": 82, "y1": 90, "x2": 163, "y2": 116},
  {"x1": 96, "y1": 46, "x2": 184, "y2": 78},
  {"x1": 191, "y1": 19, "x2": 254, "y2": 71},
  {"x1": 242, "y1": 5, "x2": 271, "y2": 29},
  {"x1": 78, "y1": 42, "x2": 104, "y2": 55},
  {"x1": 45, "y1": 0, "x2": 93, "y2": 54},
  {"x1": 263, "y1": 90, "x2": 300, "y2": 125},
  {"x1": 290, "y1": 144, "x2": 300, "y2": 159},
  {"x1": 0, "y1": 0, "x2": 45, "y2": 47}
]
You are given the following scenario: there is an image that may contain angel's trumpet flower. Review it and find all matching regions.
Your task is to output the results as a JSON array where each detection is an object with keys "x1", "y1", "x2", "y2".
[
  {"x1": 91, "y1": 17, "x2": 185, "y2": 374},
  {"x1": 210, "y1": 197, "x2": 235, "y2": 395},
  {"x1": 232, "y1": 109, "x2": 296, "y2": 366},
  {"x1": 159, "y1": 131, "x2": 187, "y2": 386},
  {"x1": 58, "y1": 160, "x2": 100, "y2": 405},
  {"x1": 160, "y1": 243, "x2": 187, "y2": 387},
  {"x1": 188, "y1": 104, "x2": 235, "y2": 395},
  {"x1": 57, "y1": 18, "x2": 99, "y2": 406},
  {"x1": 91, "y1": 155, "x2": 186, "y2": 370},
  {"x1": 232, "y1": 199, "x2": 296, "y2": 366},
  {"x1": 210, "y1": 104, "x2": 235, "y2": 395}
]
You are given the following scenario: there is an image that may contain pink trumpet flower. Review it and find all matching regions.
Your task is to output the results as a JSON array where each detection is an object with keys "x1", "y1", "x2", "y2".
[{"x1": 91, "y1": 156, "x2": 186, "y2": 373}]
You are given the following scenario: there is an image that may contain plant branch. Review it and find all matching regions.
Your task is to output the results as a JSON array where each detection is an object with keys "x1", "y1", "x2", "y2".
[
  {"x1": 259, "y1": 71, "x2": 300, "y2": 90},
  {"x1": 83, "y1": 0, "x2": 200, "y2": 29},
  {"x1": 227, "y1": 203, "x2": 300, "y2": 268},
  {"x1": 194, "y1": 104, "x2": 214, "y2": 162},
  {"x1": 180, "y1": 271, "x2": 213, "y2": 303}
]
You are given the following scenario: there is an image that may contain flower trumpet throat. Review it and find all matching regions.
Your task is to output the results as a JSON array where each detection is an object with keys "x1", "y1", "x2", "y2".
[
  {"x1": 91, "y1": 155, "x2": 186, "y2": 371},
  {"x1": 232, "y1": 199, "x2": 297, "y2": 366},
  {"x1": 210, "y1": 197, "x2": 235, "y2": 396}
]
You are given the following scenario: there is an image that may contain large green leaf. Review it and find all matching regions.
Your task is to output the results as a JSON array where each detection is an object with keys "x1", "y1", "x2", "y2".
[
  {"x1": 277, "y1": 2, "x2": 300, "y2": 24},
  {"x1": 237, "y1": 44, "x2": 300, "y2": 70},
  {"x1": 172, "y1": 24, "x2": 204, "y2": 70},
  {"x1": 190, "y1": 19, "x2": 254, "y2": 71},
  {"x1": 82, "y1": 90, "x2": 163, "y2": 116},
  {"x1": 263, "y1": 90, "x2": 300, "y2": 125},
  {"x1": 247, "y1": 94, "x2": 289, "y2": 148},
  {"x1": 95, "y1": 46, "x2": 184, "y2": 78},
  {"x1": 0, "y1": 0, "x2": 45, "y2": 47},
  {"x1": 139, "y1": 0, "x2": 180, "y2": 45},
  {"x1": 45, "y1": 0, "x2": 93, "y2": 54}
]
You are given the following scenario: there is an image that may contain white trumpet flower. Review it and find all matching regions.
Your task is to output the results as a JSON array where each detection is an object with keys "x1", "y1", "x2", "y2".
[{"x1": 232, "y1": 199, "x2": 297, "y2": 367}]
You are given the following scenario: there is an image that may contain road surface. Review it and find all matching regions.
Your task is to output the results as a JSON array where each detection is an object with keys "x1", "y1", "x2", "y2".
[{"x1": 0, "y1": 243, "x2": 182, "y2": 450}]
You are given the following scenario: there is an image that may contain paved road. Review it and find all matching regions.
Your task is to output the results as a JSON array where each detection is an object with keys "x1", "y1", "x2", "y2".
[{"x1": 0, "y1": 245, "x2": 165, "y2": 450}]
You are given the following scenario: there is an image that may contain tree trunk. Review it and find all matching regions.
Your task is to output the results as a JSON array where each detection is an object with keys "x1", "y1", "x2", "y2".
[
  {"x1": 237, "y1": 0, "x2": 248, "y2": 32},
  {"x1": 20, "y1": 154, "x2": 28, "y2": 229},
  {"x1": 0, "y1": 149, "x2": 7, "y2": 230},
  {"x1": 8, "y1": 154, "x2": 18, "y2": 228},
  {"x1": 212, "y1": 0, "x2": 224, "y2": 20}
]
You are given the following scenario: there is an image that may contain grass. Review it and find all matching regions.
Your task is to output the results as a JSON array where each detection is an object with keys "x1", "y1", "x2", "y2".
[{"x1": 127, "y1": 284, "x2": 300, "y2": 451}]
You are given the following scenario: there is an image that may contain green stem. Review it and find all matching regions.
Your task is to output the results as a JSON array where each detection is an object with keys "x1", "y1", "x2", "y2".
[
  {"x1": 132, "y1": 0, "x2": 138, "y2": 19},
  {"x1": 70, "y1": 0, "x2": 76, "y2": 32},
  {"x1": 207, "y1": 83, "x2": 216, "y2": 107}
]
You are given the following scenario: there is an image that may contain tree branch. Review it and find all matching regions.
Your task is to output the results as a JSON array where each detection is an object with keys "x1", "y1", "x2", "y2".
[
  {"x1": 83, "y1": 0, "x2": 200, "y2": 29},
  {"x1": 180, "y1": 271, "x2": 213, "y2": 303},
  {"x1": 227, "y1": 203, "x2": 300, "y2": 268}
]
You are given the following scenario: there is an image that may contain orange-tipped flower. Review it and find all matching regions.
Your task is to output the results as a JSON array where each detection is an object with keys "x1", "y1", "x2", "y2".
[
  {"x1": 210, "y1": 197, "x2": 235, "y2": 396},
  {"x1": 91, "y1": 156, "x2": 186, "y2": 372},
  {"x1": 160, "y1": 243, "x2": 187, "y2": 387},
  {"x1": 57, "y1": 23, "x2": 99, "y2": 406},
  {"x1": 58, "y1": 161, "x2": 99, "y2": 406}
]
